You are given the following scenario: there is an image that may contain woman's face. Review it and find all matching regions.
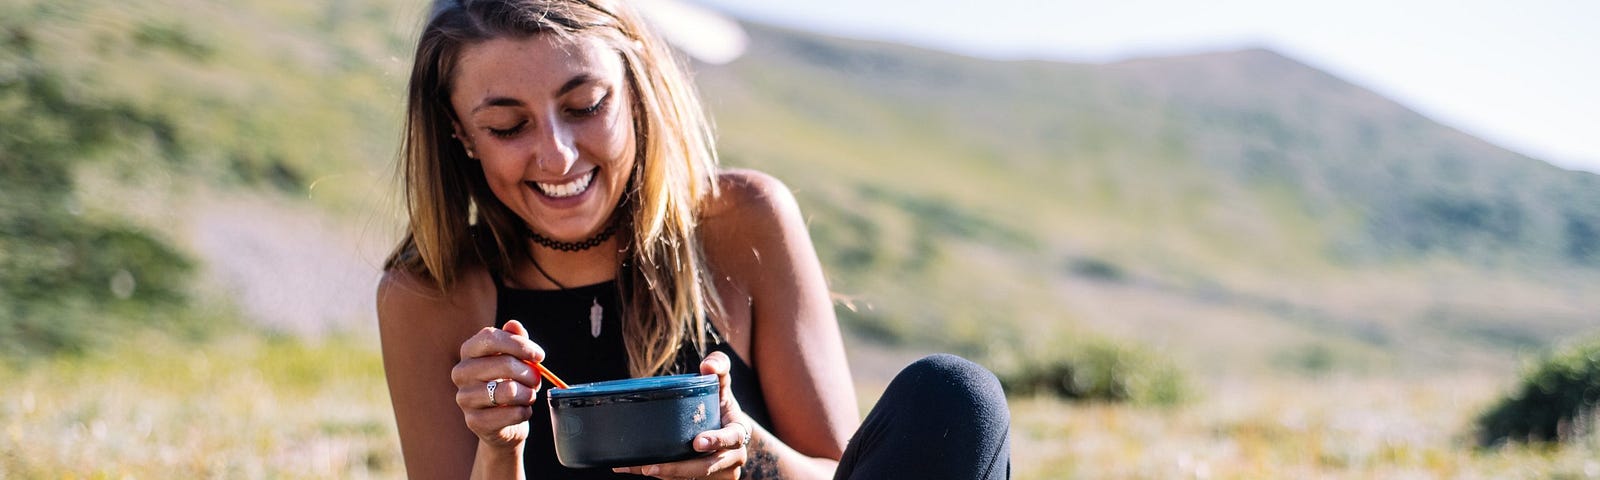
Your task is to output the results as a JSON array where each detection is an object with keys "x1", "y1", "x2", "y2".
[{"x1": 449, "y1": 34, "x2": 636, "y2": 243}]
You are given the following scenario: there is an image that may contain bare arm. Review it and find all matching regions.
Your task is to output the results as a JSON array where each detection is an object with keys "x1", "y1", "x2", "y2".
[
  {"x1": 710, "y1": 170, "x2": 861, "y2": 478},
  {"x1": 378, "y1": 267, "x2": 536, "y2": 479},
  {"x1": 613, "y1": 170, "x2": 855, "y2": 480}
]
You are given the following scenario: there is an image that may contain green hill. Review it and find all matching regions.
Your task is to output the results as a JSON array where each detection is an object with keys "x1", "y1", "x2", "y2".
[
  {"x1": 0, "y1": 0, "x2": 406, "y2": 356},
  {"x1": 4, "y1": 0, "x2": 1596, "y2": 376},
  {"x1": 697, "y1": 23, "x2": 1600, "y2": 374},
  {"x1": 706, "y1": 24, "x2": 1600, "y2": 269}
]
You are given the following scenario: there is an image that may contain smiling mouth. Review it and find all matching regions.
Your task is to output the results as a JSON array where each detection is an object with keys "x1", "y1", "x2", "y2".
[{"x1": 528, "y1": 169, "x2": 596, "y2": 198}]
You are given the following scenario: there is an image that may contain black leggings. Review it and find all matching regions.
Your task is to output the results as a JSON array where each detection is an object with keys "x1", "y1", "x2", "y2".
[{"x1": 833, "y1": 354, "x2": 1011, "y2": 480}]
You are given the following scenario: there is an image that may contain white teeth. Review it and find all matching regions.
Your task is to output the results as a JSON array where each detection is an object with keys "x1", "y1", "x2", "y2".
[{"x1": 533, "y1": 170, "x2": 594, "y2": 198}]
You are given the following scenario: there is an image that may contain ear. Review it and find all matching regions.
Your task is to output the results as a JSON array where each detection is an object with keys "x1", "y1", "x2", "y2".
[{"x1": 450, "y1": 120, "x2": 477, "y2": 159}]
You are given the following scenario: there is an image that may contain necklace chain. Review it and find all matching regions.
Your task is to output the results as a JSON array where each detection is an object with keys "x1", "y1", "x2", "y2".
[
  {"x1": 525, "y1": 244, "x2": 609, "y2": 339},
  {"x1": 528, "y1": 254, "x2": 569, "y2": 290},
  {"x1": 523, "y1": 219, "x2": 620, "y2": 289}
]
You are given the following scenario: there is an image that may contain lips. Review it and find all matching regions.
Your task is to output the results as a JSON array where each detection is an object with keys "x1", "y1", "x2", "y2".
[{"x1": 528, "y1": 169, "x2": 596, "y2": 198}]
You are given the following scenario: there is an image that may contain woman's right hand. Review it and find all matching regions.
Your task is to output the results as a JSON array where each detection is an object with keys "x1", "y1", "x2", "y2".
[{"x1": 451, "y1": 319, "x2": 545, "y2": 449}]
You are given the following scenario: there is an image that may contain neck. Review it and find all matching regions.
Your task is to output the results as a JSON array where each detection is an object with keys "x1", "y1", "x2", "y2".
[{"x1": 513, "y1": 238, "x2": 622, "y2": 290}]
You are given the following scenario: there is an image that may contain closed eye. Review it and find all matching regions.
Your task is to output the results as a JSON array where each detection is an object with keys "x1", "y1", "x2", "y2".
[
  {"x1": 569, "y1": 93, "x2": 610, "y2": 118},
  {"x1": 486, "y1": 120, "x2": 526, "y2": 139}
]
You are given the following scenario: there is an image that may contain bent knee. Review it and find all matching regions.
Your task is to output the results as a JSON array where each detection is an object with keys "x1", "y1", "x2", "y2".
[{"x1": 896, "y1": 354, "x2": 1009, "y2": 417}]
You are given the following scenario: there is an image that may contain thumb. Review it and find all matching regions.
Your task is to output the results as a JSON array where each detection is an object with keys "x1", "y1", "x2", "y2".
[
  {"x1": 700, "y1": 351, "x2": 731, "y2": 376},
  {"x1": 504, "y1": 319, "x2": 529, "y2": 337}
]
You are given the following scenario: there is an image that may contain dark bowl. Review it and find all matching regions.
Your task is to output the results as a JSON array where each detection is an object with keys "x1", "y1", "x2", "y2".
[{"x1": 547, "y1": 373, "x2": 722, "y2": 468}]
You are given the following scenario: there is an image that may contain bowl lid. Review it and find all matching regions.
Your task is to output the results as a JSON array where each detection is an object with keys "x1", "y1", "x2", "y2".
[{"x1": 548, "y1": 373, "x2": 717, "y2": 399}]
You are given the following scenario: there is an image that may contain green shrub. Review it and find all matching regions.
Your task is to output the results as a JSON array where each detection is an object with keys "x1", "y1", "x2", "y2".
[
  {"x1": 997, "y1": 336, "x2": 1188, "y2": 406},
  {"x1": 1065, "y1": 256, "x2": 1126, "y2": 283},
  {"x1": 1476, "y1": 337, "x2": 1600, "y2": 447}
]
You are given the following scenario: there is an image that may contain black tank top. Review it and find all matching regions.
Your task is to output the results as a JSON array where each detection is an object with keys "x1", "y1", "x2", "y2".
[{"x1": 489, "y1": 272, "x2": 771, "y2": 478}]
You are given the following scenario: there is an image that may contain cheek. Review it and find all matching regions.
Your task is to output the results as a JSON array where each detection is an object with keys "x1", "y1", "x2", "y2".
[
  {"x1": 582, "y1": 109, "x2": 637, "y2": 170},
  {"x1": 480, "y1": 156, "x2": 520, "y2": 184},
  {"x1": 478, "y1": 157, "x2": 526, "y2": 201}
]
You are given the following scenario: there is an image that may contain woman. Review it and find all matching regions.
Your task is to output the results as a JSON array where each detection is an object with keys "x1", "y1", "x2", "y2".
[{"x1": 376, "y1": 1, "x2": 1010, "y2": 478}]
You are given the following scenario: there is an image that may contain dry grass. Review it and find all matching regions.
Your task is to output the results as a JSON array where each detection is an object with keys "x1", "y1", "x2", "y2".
[
  {"x1": 0, "y1": 331, "x2": 400, "y2": 479},
  {"x1": 4, "y1": 331, "x2": 1597, "y2": 478},
  {"x1": 1009, "y1": 374, "x2": 1600, "y2": 479}
]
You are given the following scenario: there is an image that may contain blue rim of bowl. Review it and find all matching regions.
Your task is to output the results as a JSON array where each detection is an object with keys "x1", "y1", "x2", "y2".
[{"x1": 548, "y1": 373, "x2": 718, "y2": 403}]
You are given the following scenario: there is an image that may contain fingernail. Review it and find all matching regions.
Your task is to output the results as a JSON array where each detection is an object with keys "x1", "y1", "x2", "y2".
[{"x1": 696, "y1": 436, "x2": 711, "y2": 450}]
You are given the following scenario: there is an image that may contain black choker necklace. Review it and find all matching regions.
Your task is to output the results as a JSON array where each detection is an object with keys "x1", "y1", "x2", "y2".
[{"x1": 526, "y1": 222, "x2": 618, "y2": 252}]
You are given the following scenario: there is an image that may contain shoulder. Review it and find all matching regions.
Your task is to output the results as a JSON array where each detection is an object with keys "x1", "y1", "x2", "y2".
[
  {"x1": 376, "y1": 262, "x2": 498, "y2": 352},
  {"x1": 698, "y1": 169, "x2": 813, "y2": 269},
  {"x1": 700, "y1": 169, "x2": 805, "y2": 238},
  {"x1": 696, "y1": 168, "x2": 823, "y2": 298},
  {"x1": 377, "y1": 263, "x2": 492, "y2": 313}
]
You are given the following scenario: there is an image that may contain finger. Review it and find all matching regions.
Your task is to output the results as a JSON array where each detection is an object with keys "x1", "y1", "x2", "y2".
[
  {"x1": 612, "y1": 449, "x2": 745, "y2": 479},
  {"x1": 501, "y1": 321, "x2": 549, "y2": 385},
  {"x1": 492, "y1": 379, "x2": 540, "y2": 407},
  {"x1": 458, "y1": 325, "x2": 545, "y2": 363},
  {"x1": 699, "y1": 350, "x2": 731, "y2": 376},
  {"x1": 693, "y1": 423, "x2": 749, "y2": 452},
  {"x1": 699, "y1": 352, "x2": 743, "y2": 417},
  {"x1": 456, "y1": 379, "x2": 540, "y2": 409},
  {"x1": 450, "y1": 354, "x2": 541, "y2": 389},
  {"x1": 504, "y1": 319, "x2": 529, "y2": 338},
  {"x1": 462, "y1": 404, "x2": 533, "y2": 435}
]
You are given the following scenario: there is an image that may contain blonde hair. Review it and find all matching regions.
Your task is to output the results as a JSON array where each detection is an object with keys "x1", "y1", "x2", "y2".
[{"x1": 385, "y1": 0, "x2": 721, "y2": 377}]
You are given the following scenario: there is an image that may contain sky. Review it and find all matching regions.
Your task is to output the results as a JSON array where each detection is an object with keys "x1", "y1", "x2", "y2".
[{"x1": 691, "y1": 0, "x2": 1600, "y2": 175}]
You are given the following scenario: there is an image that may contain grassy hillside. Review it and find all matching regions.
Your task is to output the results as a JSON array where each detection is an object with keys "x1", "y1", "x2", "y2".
[
  {"x1": 698, "y1": 23, "x2": 1600, "y2": 375},
  {"x1": 709, "y1": 27, "x2": 1600, "y2": 267},
  {"x1": 1102, "y1": 49, "x2": 1600, "y2": 266},
  {"x1": 0, "y1": 0, "x2": 408, "y2": 355},
  {"x1": 6, "y1": 0, "x2": 1596, "y2": 375}
]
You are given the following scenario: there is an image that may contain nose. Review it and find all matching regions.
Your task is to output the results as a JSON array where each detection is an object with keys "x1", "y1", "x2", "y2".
[{"x1": 533, "y1": 119, "x2": 579, "y2": 175}]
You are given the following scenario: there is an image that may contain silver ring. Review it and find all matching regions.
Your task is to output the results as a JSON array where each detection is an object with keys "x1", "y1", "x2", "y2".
[{"x1": 487, "y1": 380, "x2": 499, "y2": 407}]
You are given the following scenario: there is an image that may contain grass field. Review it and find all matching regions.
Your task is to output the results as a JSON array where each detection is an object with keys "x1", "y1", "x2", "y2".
[
  {"x1": 0, "y1": 332, "x2": 400, "y2": 478},
  {"x1": 3, "y1": 329, "x2": 1596, "y2": 479},
  {"x1": 1011, "y1": 376, "x2": 1599, "y2": 479}
]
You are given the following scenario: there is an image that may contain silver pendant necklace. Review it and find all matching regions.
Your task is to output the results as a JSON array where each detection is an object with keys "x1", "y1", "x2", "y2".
[
  {"x1": 530, "y1": 257, "x2": 605, "y2": 338},
  {"x1": 589, "y1": 298, "x2": 604, "y2": 338}
]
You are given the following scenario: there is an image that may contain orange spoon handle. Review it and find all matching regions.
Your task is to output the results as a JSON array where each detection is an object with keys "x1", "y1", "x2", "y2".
[{"x1": 529, "y1": 361, "x2": 571, "y2": 390}]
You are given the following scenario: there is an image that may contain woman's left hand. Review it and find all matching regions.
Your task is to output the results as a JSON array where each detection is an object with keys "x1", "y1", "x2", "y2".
[{"x1": 613, "y1": 351, "x2": 753, "y2": 479}]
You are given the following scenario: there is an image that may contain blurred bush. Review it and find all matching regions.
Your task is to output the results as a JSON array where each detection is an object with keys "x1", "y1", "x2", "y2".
[
  {"x1": 995, "y1": 335, "x2": 1188, "y2": 406},
  {"x1": 1065, "y1": 256, "x2": 1126, "y2": 283},
  {"x1": 1, "y1": 0, "x2": 412, "y2": 360},
  {"x1": 1, "y1": 8, "x2": 195, "y2": 359},
  {"x1": 1476, "y1": 337, "x2": 1600, "y2": 446}
]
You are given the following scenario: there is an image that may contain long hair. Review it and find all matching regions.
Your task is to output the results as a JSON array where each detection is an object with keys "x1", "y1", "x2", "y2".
[{"x1": 385, "y1": 0, "x2": 722, "y2": 377}]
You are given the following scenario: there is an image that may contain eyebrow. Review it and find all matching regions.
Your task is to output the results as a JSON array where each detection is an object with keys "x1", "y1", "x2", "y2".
[
  {"x1": 469, "y1": 74, "x2": 601, "y2": 114},
  {"x1": 557, "y1": 74, "x2": 597, "y2": 97}
]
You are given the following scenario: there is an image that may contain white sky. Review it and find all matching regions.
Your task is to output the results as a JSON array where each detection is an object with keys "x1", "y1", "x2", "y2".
[{"x1": 692, "y1": 0, "x2": 1600, "y2": 175}]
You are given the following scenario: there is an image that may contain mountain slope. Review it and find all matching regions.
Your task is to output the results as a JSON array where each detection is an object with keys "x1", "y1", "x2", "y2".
[
  {"x1": 10, "y1": 0, "x2": 1595, "y2": 374},
  {"x1": 704, "y1": 25, "x2": 1600, "y2": 269},
  {"x1": 696, "y1": 23, "x2": 1600, "y2": 373},
  {"x1": 1102, "y1": 48, "x2": 1600, "y2": 264}
]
